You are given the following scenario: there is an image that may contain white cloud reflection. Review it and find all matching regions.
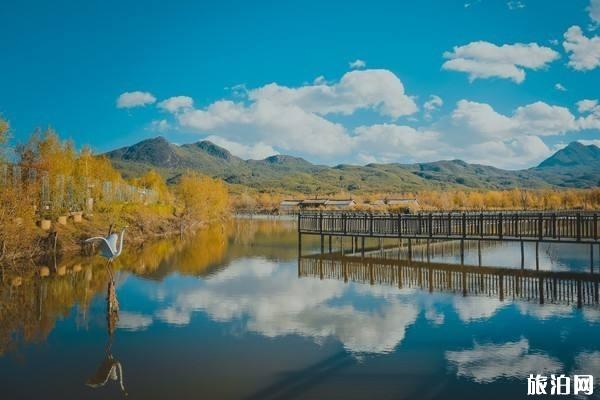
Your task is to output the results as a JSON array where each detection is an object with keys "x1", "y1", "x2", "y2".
[
  {"x1": 446, "y1": 339, "x2": 563, "y2": 382},
  {"x1": 153, "y1": 258, "x2": 418, "y2": 353}
]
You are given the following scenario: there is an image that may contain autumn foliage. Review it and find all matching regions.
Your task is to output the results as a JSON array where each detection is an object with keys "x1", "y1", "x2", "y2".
[{"x1": 0, "y1": 122, "x2": 230, "y2": 262}]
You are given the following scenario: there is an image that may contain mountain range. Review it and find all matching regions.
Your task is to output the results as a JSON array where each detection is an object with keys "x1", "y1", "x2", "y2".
[{"x1": 105, "y1": 137, "x2": 600, "y2": 193}]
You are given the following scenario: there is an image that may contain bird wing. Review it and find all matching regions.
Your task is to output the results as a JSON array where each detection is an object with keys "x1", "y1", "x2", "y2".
[
  {"x1": 85, "y1": 236, "x2": 117, "y2": 257},
  {"x1": 85, "y1": 236, "x2": 110, "y2": 244}
]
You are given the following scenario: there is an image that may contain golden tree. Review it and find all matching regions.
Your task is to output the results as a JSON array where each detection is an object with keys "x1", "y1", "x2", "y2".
[{"x1": 174, "y1": 171, "x2": 229, "y2": 231}]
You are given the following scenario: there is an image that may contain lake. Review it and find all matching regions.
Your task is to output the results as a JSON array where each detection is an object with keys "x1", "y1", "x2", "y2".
[{"x1": 1, "y1": 219, "x2": 599, "y2": 399}]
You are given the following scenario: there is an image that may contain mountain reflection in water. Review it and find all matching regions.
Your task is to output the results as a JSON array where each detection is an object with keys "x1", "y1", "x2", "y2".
[{"x1": 0, "y1": 220, "x2": 599, "y2": 400}]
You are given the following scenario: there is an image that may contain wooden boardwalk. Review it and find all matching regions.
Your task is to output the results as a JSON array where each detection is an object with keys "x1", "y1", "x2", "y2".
[
  {"x1": 299, "y1": 211, "x2": 600, "y2": 243},
  {"x1": 299, "y1": 254, "x2": 600, "y2": 308}
]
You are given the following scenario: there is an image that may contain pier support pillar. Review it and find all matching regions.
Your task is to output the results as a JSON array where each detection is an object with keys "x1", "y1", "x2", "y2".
[
  {"x1": 591, "y1": 244, "x2": 594, "y2": 274},
  {"x1": 460, "y1": 239, "x2": 464, "y2": 265},
  {"x1": 408, "y1": 238, "x2": 413, "y2": 261},
  {"x1": 320, "y1": 235, "x2": 324, "y2": 254},
  {"x1": 328, "y1": 235, "x2": 332, "y2": 253},
  {"x1": 478, "y1": 241, "x2": 482, "y2": 267},
  {"x1": 298, "y1": 232, "x2": 302, "y2": 257},
  {"x1": 426, "y1": 239, "x2": 431, "y2": 263},
  {"x1": 361, "y1": 237, "x2": 365, "y2": 257},
  {"x1": 536, "y1": 242, "x2": 539, "y2": 271},
  {"x1": 520, "y1": 241, "x2": 525, "y2": 269}
]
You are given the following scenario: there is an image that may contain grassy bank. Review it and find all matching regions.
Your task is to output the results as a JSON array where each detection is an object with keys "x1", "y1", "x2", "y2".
[{"x1": 0, "y1": 122, "x2": 229, "y2": 266}]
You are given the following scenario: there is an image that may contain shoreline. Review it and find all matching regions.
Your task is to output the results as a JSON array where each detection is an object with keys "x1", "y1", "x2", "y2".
[{"x1": 0, "y1": 213, "x2": 224, "y2": 269}]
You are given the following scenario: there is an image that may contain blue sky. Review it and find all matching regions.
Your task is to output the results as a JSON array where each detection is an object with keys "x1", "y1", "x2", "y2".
[{"x1": 1, "y1": 0, "x2": 599, "y2": 169}]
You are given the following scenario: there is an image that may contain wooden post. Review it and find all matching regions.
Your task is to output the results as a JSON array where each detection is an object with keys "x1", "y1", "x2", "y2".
[
  {"x1": 577, "y1": 212, "x2": 582, "y2": 242},
  {"x1": 408, "y1": 238, "x2": 412, "y2": 261},
  {"x1": 478, "y1": 240, "x2": 482, "y2": 266},
  {"x1": 461, "y1": 212, "x2": 466, "y2": 239},
  {"x1": 428, "y1": 213, "x2": 433, "y2": 237},
  {"x1": 535, "y1": 242, "x2": 539, "y2": 271},
  {"x1": 577, "y1": 280, "x2": 582, "y2": 309},
  {"x1": 361, "y1": 237, "x2": 365, "y2": 257},
  {"x1": 538, "y1": 213, "x2": 543, "y2": 240},
  {"x1": 343, "y1": 259, "x2": 348, "y2": 283},
  {"x1": 328, "y1": 235, "x2": 332, "y2": 253},
  {"x1": 498, "y1": 212, "x2": 503, "y2": 239},
  {"x1": 539, "y1": 277, "x2": 544, "y2": 305},
  {"x1": 591, "y1": 244, "x2": 594, "y2": 274},
  {"x1": 479, "y1": 212, "x2": 483, "y2": 237},
  {"x1": 520, "y1": 241, "x2": 524, "y2": 269},
  {"x1": 319, "y1": 211, "x2": 323, "y2": 234},
  {"x1": 297, "y1": 214, "x2": 302, "y2": 257},
  {"x1": 320, "y1": 234, "x2": 324, "y2": 254},
  {"x1": 398, "y1": 213, "x2": 402, "y2": 238},
  {"x1": 460, "y1": 239, "x2": 464, "y2": 265}
]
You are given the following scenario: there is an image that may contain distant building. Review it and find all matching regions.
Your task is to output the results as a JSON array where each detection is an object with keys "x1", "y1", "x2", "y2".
[
  {"x1": 279, "y1": 200, "x2": 302, "y2": 212},
  {"x1": 324, "y1": 199, "x2": 356, "y2": 210},
  {"x1": 278, "y1": 198, "x2": 357, "y2": 212},
  {"x1": 299, "y1": 199, "x2": 328, "y2": 209}
]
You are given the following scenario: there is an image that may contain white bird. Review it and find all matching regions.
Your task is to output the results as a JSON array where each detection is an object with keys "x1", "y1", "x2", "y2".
[{"x1": 86, "y1": 227, "x2": 127, "y2": 262}]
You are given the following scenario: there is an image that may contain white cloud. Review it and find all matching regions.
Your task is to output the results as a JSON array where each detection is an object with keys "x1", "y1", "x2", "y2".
[
  {"x1": 156, "y1": 307, "x2": 191, "y2": 326},
  {"x1": 204, "y1": 135, "x2": 277, "y2": 160},
  {"x1": 116, "y1": 91, "x2": 156, "y2": 108},
  {"x1": 589, "y1": 0, "x2": 600, "y2": 25},
  {"x1": 177, "y1": 99, "x2": 353, "y2": 157},
  {"x1": 563, "y1": 26, "x2": 600, "y2": 71},
  {"x1": 451, "y1": 100, "x2": 517, "y2": 140},
  {"x1": 117, "y1": 311, "x2": 153, "y2": 331},
  {"x1": 573, "y1": 351, "x2": 600, "y2": 378},
  {"x1": 149, "y1": 119, "x2": 170, "y2": 132},
  {"x1": 554, "y1": 83, "x2": 567, "y2": 91},
  {"x1": 452, "y1": 296, "x2": 506, "y2": 321},
  {"x1": 576, "y1": 99, "x2": 600, "y2": 130},
  {"x1": 313, "y1": 75, "x2": 327, "y2": 85},
  {"x1": 164, "y1": 69, "x2": 417, "y2": 159},
  {"x1": 512, "y1": 102, "x2": 578, "y2": 136},
  {"x1": 158, "y1": 96, "x2": 194, "y2": 113},
  {"x1": 443, "y1": 41, "x2": 560, "y2": 83},
  {"x1": 353, "y1": 124, "x2": 441, "y2": 164},
  {"x1": 579, "y1": 139, "x2": 600, "y2": 147},
  {"x1": 577, "y1": 99, "x2": 599, "y2": 113},
  {"x1": 152, "y1": 258, "x2": 420, "y2": 354},
  {"x1": 424, "y1": 95, "x2": 443, "y2": 119},
  {"x1": 349, "y1": 59, "x2": 366, "y2": 69},
  {"x1": 248, "y1": 69, "x2": 418, "y2": 119},
  {"x1": 451, "y1": 100, "x2": 577, "y2": 139},
  {"x1": 507, "y1": 1, "x2": 525, "y2": 10},
  {"x1": 446, "y1": 339, "x2": 563, "y2": 383}
]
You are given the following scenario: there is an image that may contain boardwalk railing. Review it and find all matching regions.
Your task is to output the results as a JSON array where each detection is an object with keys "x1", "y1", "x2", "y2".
[
  {"x1": 299, "y1": 211, "x2": 600, "y2": 243},
  {"x1": 299, "y1": 254, "x2": 600, "y2": 308}
]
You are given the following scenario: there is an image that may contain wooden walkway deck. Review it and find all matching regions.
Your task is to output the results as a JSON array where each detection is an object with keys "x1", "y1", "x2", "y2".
[
  {"x1": 298, "y1": 211, "x2": 600, "y2": 243},
  {"x1": 299, "y1": 254, "x2": 600, "y2": 308}
]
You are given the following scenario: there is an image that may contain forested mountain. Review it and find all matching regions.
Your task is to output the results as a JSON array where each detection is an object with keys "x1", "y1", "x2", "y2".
[{"x1": 105, "y1": 138, "x2": 600, "y2": 193}]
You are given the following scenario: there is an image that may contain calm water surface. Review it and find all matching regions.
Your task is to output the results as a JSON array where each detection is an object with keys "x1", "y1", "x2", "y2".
[{"x1": 1, "y1": 220, "x2": 599, "y2": 399}]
